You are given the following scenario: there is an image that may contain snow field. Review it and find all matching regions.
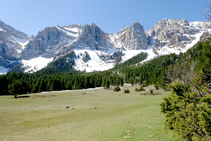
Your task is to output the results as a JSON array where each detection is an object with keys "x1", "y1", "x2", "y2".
[{"x1": 21, "y1": 57, "x2": 53, "y2": 73}]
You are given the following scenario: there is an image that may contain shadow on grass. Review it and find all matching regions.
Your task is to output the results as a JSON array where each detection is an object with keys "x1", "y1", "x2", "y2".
[{"x1": 15, "y1": 95, "x2": 30, "y2": 98}]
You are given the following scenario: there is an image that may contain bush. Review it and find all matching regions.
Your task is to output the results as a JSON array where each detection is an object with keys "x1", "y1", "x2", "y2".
[
  {"x1": 160, "y1": 82, "x2": 211, "y2": 140},
  {"x1": 142, "y1": 81, "x2": 148, "y2": 87},
  {"x1": 124, "y1": 89, "x2": 130, "y2": 93},
  {"x1": 114, "y1": 86, "x2": 121, "y2": 92},
  {"x1": 155, "y1": 84, "x2": 159, "y2": 90},
  {"x1": 135, "y1": 85, "x2": 145, "y2": 92}
]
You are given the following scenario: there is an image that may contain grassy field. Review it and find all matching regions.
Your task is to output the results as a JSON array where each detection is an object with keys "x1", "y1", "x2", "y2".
[{"x1": 0, "y1": 86, "x2": 181, "y2": 141}]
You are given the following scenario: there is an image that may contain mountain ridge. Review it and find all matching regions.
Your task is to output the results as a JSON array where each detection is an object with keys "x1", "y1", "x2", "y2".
[{"x1": 0, "y1": 19, "x2": 210, "y2": 74}]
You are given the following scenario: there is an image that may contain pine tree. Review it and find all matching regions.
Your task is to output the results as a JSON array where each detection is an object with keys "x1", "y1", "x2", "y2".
[
  {"x1": 105, "y1": 79, "x2": 110, "y2": 89},
  {"x1": 8, "y1": 80, "x2": 23, "y2": 98}
]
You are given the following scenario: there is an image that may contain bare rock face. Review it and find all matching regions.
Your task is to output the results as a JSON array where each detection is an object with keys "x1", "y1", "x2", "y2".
[
  {"x1": 55, "y1": 23, "x2": 114, "y2": 58},
  {"x1": 110, "y1": 22, "x2": 148, "y2": 50},
  {"x1": 146, "y1": 19, "x2": 201, "y2": 49},
  {"x1": 0, "y1": 20, "x2": 29, "y2": 40},
  {"x1": 21, "y1": 25, "x2": 82, "y2": 59},
  {"x1": 0, "y1": 56, "x2": 19, "y2": 68},
  {"x1": 21, "y1": 26, "x2": 66, "y2": 59},
  {"x1": 152, "y1": 42, "x2": 167, "y2": 48},
  {"x1": 148, "y1": 19, "x2": 197, "y2": 40},
  {"x1": 169, "y1": 34, "x2": 182, "y2": 45},
  {"x1": 0, "y1": 42, "x2": 18, "y2": 60},
  {"x1": 77, "y1": 23, "x2": 113, "y2": 50},
  {"x1": 200, "y1": 32, "x2": 211, "y2": 42},
  {"x1": 0, "y1": 20, "x2": 30, "y2": 69},
  {"x1": 2, "y1": 21, "x2": 149, "y2": 69},
  {"x1": 82, "y1": 51, "x2": 91, "y2": 63},
  {"x1": 0, "y1": 20, "x2": 29, "y2": 59}
]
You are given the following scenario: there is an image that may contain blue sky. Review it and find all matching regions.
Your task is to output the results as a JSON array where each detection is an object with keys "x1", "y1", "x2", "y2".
[{"x1": 0, "y1": 0, "x2": 210, "y2": 36}]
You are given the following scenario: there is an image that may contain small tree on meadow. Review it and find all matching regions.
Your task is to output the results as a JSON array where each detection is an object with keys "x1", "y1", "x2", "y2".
[{"x1": 8, "y1": 80, "x2": 24, "y2": 98}]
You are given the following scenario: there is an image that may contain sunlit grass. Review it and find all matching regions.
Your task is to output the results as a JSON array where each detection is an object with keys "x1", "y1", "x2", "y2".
[{"x1": 0, "y1": 86, "x2": 181, "y2": 141}]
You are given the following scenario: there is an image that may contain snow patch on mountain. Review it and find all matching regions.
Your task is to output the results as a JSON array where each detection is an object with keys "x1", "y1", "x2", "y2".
[
  {"x1": 63, "y1": 27, "x2": 82, "y2": 33},
  {"x1": 74, "y1": 49, "x2": 114, "y2": 72},
  {"x1": 21, "y1": 57, "x2": 53, "y2": 73},
  {"x1": 183, "y1": 31, "x2": 207, "y2": 52},
  {"x1": 189, "y1": 21, "x2": 211, "y2": 29},
  {"x1": 0, "y1": 28, "x2": 5, "y2": 32},
  {"x1": 139, "y1": 46, "x2": 157, "y2": 63},
  {"x1": 11, "y1": 35, "x2": 30, "y2": 52},
  {"x1": 73, "y1": 46, "x2": 157, "y2": 72},
  {"x1": 56, "y1": 26, "x2": 80, "y2": 37},
  {"x1": 0, "y1": 66, "x2": 8, "y2": 74}
]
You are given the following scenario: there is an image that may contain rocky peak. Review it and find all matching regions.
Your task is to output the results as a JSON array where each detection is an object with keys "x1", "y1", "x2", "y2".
[
  {"x1": 150, "y1": 19, "x2": 191, "y2": 37},
  {"x1": 81, "y1": 23, "x2": 104, "y2": 37},
  {"x1": 110, "y1": 22, "x2": 148, "y2": 50},
  {"x1": 64, "y1": 24, "x2": 82, "y2": 28},
  {"x1": 130, "y1": 22, "x2": 146, "y2": 38},
  {"x1": 1, "y1": 19, "x2": 211, "y2": 74},
  {"x1": 78, "y1": 23, "x2": 110, "y2": 50},
  {"x1": 147, "y1": 19, "x2": 201, "y2": 49},
  {"x1": 24, "y1": 26, "x2": 65, "y2": 52},
  {"x1": 131, "y1": 22, "x2": 142, "y2": 27},
  {"x1": 21, "y1": 25, "x2": 79, "y2": 59},
  {"x1": 177, "y1": 19, "x2": 189, "y2": 26},
  {"x1": 0, "y1": 20, "x2": 29, "y2": 40}
]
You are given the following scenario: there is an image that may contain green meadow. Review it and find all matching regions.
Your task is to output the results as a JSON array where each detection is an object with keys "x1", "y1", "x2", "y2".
[{"x1": 0, "y1": 86, "x2": 181, "y2": 141}]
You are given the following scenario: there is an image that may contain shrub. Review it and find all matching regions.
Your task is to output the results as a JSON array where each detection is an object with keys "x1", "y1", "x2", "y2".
[
  {"x1": 135, "y1": 85, "x2": 145, "y2": 92},
  {"x1": 142, "y1": 81, "x2": 148, "y2": 87},
  {"x1": 155, "y1": 84, "x2": 159, "y2": 90},
  {"x1": 160, "y1": 82, "x2": 211, "y2": 140},
  {"x1": 114, "y1": 86, "x2": 121, "y2": 92},
  {"x1": 124, "y1": 89, "x2": 130, "y2": 93}
]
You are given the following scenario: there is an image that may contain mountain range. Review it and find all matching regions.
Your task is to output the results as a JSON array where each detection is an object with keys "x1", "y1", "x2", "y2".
[{"x1": 0, "y1": 19, "x2": 210, "y2": 74}]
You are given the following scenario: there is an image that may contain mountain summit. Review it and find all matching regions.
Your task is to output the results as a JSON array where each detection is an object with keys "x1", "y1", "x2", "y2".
[
  {"x1": 110, "y1": 22, "x2": 147, "y2": 50},
  {"x1": 0, "y1": 19, "x2": 210, "y2": 74}
]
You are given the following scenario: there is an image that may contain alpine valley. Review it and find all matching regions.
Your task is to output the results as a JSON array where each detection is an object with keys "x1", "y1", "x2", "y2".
[{"x1": 0, "y1": 19, "x2": 211, "y2": 74}]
